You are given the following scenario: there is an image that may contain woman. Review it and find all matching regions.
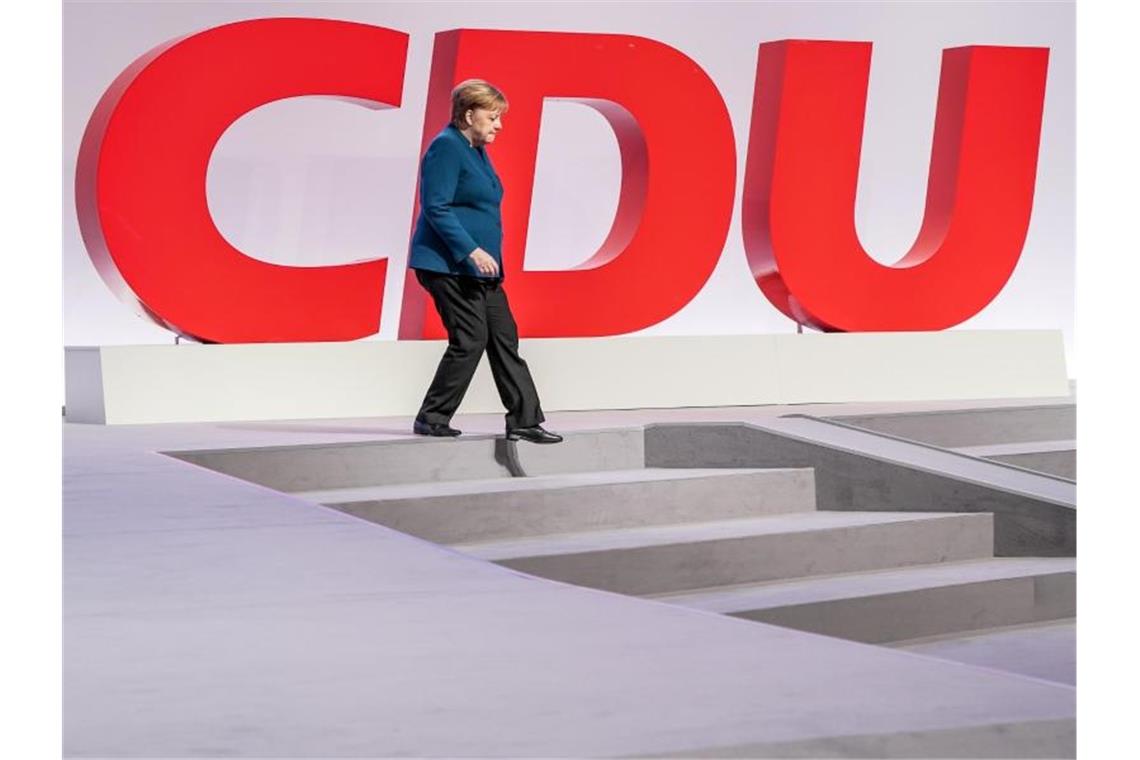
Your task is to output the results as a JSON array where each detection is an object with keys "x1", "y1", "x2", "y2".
[{"x1": 408, "y1": 79, "x2": 562, "y2": 444}]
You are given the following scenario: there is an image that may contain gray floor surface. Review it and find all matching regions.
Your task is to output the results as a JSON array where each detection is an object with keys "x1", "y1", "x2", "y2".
[{"x1": 65, "y1": 395, "x2": 1076, "y2": 758}]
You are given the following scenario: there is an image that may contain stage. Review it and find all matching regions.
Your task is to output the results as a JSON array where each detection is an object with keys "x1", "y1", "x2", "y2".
[
  {"x1": 64, "y1": 392, "x2": 1076, "y2": 758},
  {"x1": 51, "y1": 0, "x2": 1090, "y2": 754}
]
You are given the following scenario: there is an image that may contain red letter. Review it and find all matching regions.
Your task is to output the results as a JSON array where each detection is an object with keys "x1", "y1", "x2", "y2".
[
  {"x1": 399, "y1": 30, "x2": 736, "y2": 339},
  {"x1": 742, "y1": 41, "x2": 1049, "y2": 331},
  {"x1": 75, "y1": 19, "x2": 408, "y2": 342}
]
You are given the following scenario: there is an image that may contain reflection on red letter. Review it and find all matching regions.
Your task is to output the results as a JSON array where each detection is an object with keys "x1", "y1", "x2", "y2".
[
  {"x1": 743, "y1": 41, "x2": 1049, "y2": 331},
  {"x1": 399, "y1": 30, "x2": 736, "y2": 339},
  {"x1": 76, "y1": 19, "x2": 408, "y2": 342}
]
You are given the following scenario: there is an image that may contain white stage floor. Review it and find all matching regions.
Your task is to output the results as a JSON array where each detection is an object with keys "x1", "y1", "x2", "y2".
[{"x1": 64, "y1": 392, "x2": 1076, "y2": 758}]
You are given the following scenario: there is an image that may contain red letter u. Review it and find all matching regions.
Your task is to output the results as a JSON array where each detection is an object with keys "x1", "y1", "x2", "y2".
[{"x1": 742, "y1": 41, "x2": 1049, "y2": 331}]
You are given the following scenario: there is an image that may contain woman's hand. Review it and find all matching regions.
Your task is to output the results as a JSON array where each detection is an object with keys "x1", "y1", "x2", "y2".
[{"x1": 468, "y1": 248, "x2": 500, "y2": 276}]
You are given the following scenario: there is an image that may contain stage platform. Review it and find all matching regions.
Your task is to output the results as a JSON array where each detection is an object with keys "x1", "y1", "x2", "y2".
[
  {"x1": 64, "y1": 330, "x2": 1070, "y2": 424},
  {"x1": 64, "y1": 391, "x2": 1076, "y2": 758}
]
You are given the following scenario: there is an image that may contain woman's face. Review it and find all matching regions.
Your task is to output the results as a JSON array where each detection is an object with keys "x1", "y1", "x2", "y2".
[{"x1": 465, "y1": 107, "x2": 502, "y2": 146}]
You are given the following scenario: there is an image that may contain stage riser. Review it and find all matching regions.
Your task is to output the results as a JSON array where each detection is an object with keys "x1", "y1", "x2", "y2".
[
  {"x1": 729, "y1": 572, "x2": 1075, "y2": 644},
  {"x1": 317, "y1": 468, "x2": 816, "y2": 544},
  {"x1": 474, "y1": 513, "x2": 994, "y2": 596},
  {"x1": 986, "y1": 451, "x2": 1076, "y2": 480},
  {"x1": 64, "y1": 330, "x2": 1070, "y2": 424},
  {"x1": 826, "y1": 405, "x2": 1076, "y2": 448},
  {"x1": 168, "y1": 429, "x2": 644, "y2": 491}
]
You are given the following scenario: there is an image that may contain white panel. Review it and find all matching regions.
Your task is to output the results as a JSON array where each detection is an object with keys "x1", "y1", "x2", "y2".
[
  {"x1": 97, "y1": 341, "x2": 451, "y2": 425},
  {"x1": 67, "y1": 330, "x2": 1069, "y2": 425},
  {"x1": 491, "y1": 334, "x2": 783, "y2": 412},
  {"x1": 773, "y1": 330, "x2": 1070, "y2": 404}
]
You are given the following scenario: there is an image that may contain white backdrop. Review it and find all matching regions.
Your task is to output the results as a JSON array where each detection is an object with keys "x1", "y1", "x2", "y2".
[{"x1": 62, "y1": 1, "x2": 1075, "y2": 369}]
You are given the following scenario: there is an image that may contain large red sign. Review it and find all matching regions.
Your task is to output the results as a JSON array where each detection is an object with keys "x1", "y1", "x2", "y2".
[{"x1": 75, "y1": 18, "x2": 1049, "y2": 343}]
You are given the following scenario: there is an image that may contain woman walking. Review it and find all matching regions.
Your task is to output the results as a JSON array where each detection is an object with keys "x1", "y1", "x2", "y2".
[{"x1": 408, "y1": 79, "x2": 562, "y2": 444}]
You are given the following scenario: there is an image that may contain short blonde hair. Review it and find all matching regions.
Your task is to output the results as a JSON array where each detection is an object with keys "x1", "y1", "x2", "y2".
[{"x1": 451, "y1": 79, "x2": 509, "y2": 128}]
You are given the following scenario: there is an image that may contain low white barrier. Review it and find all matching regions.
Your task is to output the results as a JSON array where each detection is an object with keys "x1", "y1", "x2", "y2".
[{"x1": 64, "y1": 330, "x2": 1069, "y2": 424}]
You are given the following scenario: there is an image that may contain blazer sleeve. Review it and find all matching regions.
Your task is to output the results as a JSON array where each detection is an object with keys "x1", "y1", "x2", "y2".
[{"x1": 419, "y1": 139, "x2": 480, "y2": 264}]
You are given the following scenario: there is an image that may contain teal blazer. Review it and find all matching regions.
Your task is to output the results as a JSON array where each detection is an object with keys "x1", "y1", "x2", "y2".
[{"x1": 408, "y1": 123, "x2": 504, "y2": 279}]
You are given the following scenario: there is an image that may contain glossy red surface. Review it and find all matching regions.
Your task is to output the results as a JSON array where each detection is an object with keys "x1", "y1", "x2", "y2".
[
  {"x1": 76, "y1": 18, "x2": 408, "y2": 342},
  {"x1": 399, "y1": 29, "x2": 736, "y2": 339},
  {"x1": 742, "y1": 41, "x2": 1049, "y2": 331}
]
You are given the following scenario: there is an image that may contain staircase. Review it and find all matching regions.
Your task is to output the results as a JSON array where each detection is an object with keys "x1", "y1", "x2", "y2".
[{"x1": 260, "y1": 426, "x2": 1075, "y2": 666}]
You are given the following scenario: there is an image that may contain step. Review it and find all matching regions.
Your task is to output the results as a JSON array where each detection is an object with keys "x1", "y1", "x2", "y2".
[
  {"x1": 983, "y1": 450, "x2": 1076, "y2": 480},
  {"x1": 894, "y1": 619, "x2": 1077, "y2": 685},
  {"x1": 651, "y1": 557, "x2": 1075, "y2": 643},
  {"x1": 166, "y1": 428, "x2": 644, "y2": 491},
  {"x1": 824, "y1": 404, "x2": 1075, "y2": 448},
  {"x1": 645, "y1": 418, "x2": 1076, "y2": 559},
  {"x1": 297, "y1": 467, "x2": 814, "y2": 544},
  {"x1": 458, "y1": 511, "x2": 993, "y2": 596},
  {"x1": 951, "y1": 440, "x2": 1076, "y2": 458},
  {"x1": 952, "y1": 440, "x2": 1077, "y2": 480}
]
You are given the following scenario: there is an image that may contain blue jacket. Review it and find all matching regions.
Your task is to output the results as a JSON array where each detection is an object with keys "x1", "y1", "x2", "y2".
[{"x1": 408, "y1": 123, "x2": 504, "y2": 279}]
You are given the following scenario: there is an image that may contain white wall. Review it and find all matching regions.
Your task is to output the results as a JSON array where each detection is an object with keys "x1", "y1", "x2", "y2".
[{"x1": 63, "y1": 1, "x2": 1075, "y2": 370}]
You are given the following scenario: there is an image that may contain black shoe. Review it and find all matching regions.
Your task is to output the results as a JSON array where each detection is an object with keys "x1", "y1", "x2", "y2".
[
  {"x1": 413, "y1": 420, "x2": 461, "y2": 437},
  {"x1": 506, "y1": 425, "x2": 563, "y2": 444}
]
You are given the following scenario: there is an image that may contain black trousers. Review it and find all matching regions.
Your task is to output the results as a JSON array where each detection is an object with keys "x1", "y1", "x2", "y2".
[{"x1": 415, "y1": 269, "x2": 545, "y2": 430}]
